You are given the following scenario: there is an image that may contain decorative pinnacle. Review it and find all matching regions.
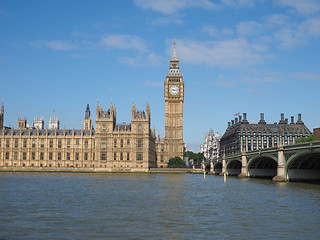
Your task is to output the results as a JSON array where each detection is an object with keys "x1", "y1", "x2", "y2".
[{"x1": 171, "y1": 38, "x2": 179, "y2": 61}]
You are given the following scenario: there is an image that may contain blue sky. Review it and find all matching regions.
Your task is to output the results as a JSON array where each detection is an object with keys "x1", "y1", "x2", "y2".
[{"x1": 1, "y1": 0, "x2": 320, "y2": 152}]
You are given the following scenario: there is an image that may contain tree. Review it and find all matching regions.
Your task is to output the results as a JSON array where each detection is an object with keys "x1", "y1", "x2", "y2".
[
  {"x1": 295, "y1": 135, "x2": 317, "y2": 144},
  {"x1": 167, "y1": 156, "x2": 186, "y2": 168},
  {"x1": 184, "y1": 150, "x2": 204, "y2": 167}
]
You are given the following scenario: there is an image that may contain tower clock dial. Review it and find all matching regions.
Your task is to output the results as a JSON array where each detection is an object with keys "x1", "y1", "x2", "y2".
[{"x1": 169, "y1": 85, "x2": 179, "y2": 95}]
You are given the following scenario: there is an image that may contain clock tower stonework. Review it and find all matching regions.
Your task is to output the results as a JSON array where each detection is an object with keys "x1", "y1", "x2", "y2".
[{"x1": 164, "y1": 40, "x2": 184, "y2": 163}]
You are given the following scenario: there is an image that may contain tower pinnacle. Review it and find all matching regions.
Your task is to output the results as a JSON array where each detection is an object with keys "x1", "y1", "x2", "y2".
[{"x1": 171, "y1": 38, "x2": 179, "y2": 62}]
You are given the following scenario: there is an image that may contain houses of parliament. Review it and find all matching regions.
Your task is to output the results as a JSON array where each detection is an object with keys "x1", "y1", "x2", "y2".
[{"x1": 0, "y1": 42, "x2": 185, "y2": 171}]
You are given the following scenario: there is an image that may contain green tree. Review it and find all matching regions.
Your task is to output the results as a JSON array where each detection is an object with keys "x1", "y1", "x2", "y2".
[
  {"x1": 183, "y1": 151, "x2": 204, "y2": 167},
  {"x1": 167, "y1": 156, "x2": 186, "y2": 168},
  {"x1": 295, "y1": 135, "x2": 317, "y2": 144}
]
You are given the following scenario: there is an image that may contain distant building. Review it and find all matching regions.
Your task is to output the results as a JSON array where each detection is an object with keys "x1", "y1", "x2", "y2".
[
  {"x1": 49, "y1": 116, "x2": 60, "y2": 130},
  {"x1": 314, "y1": 128, "x2": 320, "y2": 140},
  {"x1": 200, "y1": 129, "x2": 221, "y2": 161},
  {"x1": 33, "y1": 117, "x2": 44, "y2": 130},
  {"x1": 220, "y1": 113, "x2": 311, "y2": 156}
]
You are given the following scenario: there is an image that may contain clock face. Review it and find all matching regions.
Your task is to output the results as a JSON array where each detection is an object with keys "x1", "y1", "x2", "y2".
[{"x1": 169, "y1": 85, "x2": 179, "y2": 95}]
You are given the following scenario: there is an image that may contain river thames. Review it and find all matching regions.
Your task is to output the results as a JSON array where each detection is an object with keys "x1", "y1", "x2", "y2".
[{"x1": 0, "y1": 173, "x2": 319, "y2": 240}]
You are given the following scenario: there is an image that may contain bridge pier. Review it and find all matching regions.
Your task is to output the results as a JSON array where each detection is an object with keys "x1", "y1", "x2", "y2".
[
  {"x1": 220, "y1": 155, "x2": 226, "y2": 176},
  {"x1": 238, "y1": 152, "x2": 247, "y2": 178},
  {"x1": 272, "y1": 146, "x2": 287, "y2": 182}
]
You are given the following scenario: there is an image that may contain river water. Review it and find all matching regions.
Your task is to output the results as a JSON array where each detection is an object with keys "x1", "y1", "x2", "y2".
[{"x1": 0, "y1": 173, "x2": 319, "y2": 240}]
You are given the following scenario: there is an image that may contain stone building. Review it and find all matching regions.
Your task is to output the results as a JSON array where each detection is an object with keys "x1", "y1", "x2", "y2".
[
  {"x1": 0, "y1": 102, "x2": 156, "y2": 170},
  {"x1": 0, "y1": 103, "x2": 3, "y2": 129},
  {"x1": 0, "y1": 41, "x2": 185, "y2": 170},
  {"x1": 156, "y1": 39, "x2": 185, "y2": 168},
  {"x1": 200, "y1": 129, "x2": 221, "y2": 161},
  {"x1": 220, "y1": 113, "x2": 311, "y2": 156},
  {"x1": 314, "y1": 128, "x2": 320, "y2": 140}
]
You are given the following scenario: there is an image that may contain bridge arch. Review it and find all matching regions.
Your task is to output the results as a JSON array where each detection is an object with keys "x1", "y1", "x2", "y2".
[
  {"x1": 247, "y1": 155, "x2": 277, "y2": 179},
  {"x1": 213, "y1": 162, "x2": 222, "y2": 175},
  {"x1": 286, "y1": 149, "x2": 320, "y2": 182},
  {"x1": 226, "y1": 159, "x2": 241, "y2": 176}
]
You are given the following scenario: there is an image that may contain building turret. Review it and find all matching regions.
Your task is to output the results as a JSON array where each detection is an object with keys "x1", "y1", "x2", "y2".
[
  {"x1": 84, "y1": 104, "x2": 92, "y2": 130},
  {"x1": 146, "y1": 102, "x2": 150, "y2": 120},
  {"x1": 49, "y1": 116, "x2": 59, "y2": 130},
  {"x1": 34, "y1": 117, "x2": 44, "y2": 130},
  {"x1": 18, "y1": 117, "x2": 27, "y2": 129},
  {"x1": 0, "y1": 102, "x2": 4, "y2": 129}
]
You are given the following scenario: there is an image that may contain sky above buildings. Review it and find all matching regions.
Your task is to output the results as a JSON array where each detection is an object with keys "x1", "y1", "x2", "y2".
[{"x1": 1, "y1": 0, "x2": 320, "y2": 151}]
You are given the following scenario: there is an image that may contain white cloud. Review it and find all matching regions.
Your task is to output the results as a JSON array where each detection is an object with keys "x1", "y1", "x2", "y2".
[
  {"x1": 237, "y1": 21, "x2": 264, "y2": 36},
  {"x1": 274, "y1": 17, "x2": 320, "y2": 48},
  {"x1": 265, "y1": 14, "x2": 289, "y2": 26},
  {"x1": 276, "y1": 0, "x2": 320, "y2": 15},
  {"x1": 134, "y1": 0, "x2": 218, "y2": 15},
  {"x1": 301, "y1": 18, "x2": 320, "y2": 37},
  {"x1": 202, "y1": 25, "x2": 234, "y2": 38},
  {"x1": 244, "y1": 88, "x2": 262, "y2": 93},
  {"x1": 175, "y1": 38, "x2": 264, "y2": 67},
  {"x1": 119, "y1": 52, "x2": 163, "y2": 66},
  {"x1": 100, "y1": 34, "x2": 148, "y2": 52},
  {"x1": 151, "y1": 16, "x2": 184, "y2": 25},
  {"x1": 30, "y1": 40, "x2": 77, "y2": 51},
  {"x1": 222, "y1": 0, "x2": 255, "y2": 8},
  {"x1": 293, "y1": 72, "x2": 320, "y2": 81},
  {"x1": 145, "y1": 80, "x2": 162, "y2": 87}
]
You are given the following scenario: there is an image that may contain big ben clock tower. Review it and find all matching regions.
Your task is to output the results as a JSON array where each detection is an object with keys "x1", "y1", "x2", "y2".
[{"x1": 164, "y1": 40, "x2": 184, "y2": 162}]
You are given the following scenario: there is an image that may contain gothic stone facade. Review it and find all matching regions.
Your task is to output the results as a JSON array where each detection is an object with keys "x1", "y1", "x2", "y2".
[
  {"x1": 0, "y1": 42, "x2": 185, "y2": 170},
  {"x1": 200, "y1": 129, "x2": 221, "y2": 161},
  {"x1": 0, "y1": 103, "x2": 156, "y2": 171}
]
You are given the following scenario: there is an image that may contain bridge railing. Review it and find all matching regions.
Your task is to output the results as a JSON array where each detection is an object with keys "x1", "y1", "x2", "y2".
[
  {"x1": 283, "y1": 140, "x2": 320, "y2": 151},
  {"x1": 223, "y1": 140, "x2": 320, "y2": 161}
]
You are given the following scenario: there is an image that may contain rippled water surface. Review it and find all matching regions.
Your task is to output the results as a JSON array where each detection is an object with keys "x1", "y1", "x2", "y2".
[{"x1": 0, "y1": 173, "x2": 320, "y2": 240}]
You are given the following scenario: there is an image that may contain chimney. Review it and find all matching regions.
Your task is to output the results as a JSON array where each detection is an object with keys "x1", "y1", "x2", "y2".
[
  {"x1": 239, "y1": 115, "x2": 242, "y2": 122},
  {"x1": 297, "y1": 113, "x2": 303, "y2": 124},
  {"x1": 285, "y1": 118, "x2": 288, "y2": 124},
  {"x1": 279, "y1": 113, "x2": 286, "y2": 124},
  {"x1": 235, "y1": 118, "x2": 238, "y2": 124},
  {"x1": 231, "y1": 120, "x2": 235, "y2": 126},
  {"x1": 228, "y1": 122, "x2": 231, "y2": 128},
  {"x1": 242, "y1": 113, "x2": 248, "y2": 124},
  {"x1": 258, "y1": 113, "x2": 266, "y2": 124},
  {"x1": 291, "y1": 116, "x2": 295, "y2": 124}
]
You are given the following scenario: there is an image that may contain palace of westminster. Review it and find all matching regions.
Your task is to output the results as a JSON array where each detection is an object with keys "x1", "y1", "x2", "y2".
[
  {"x1": 0, "y1": 42, "x2": 184, "y2": 171},
  {"x1": 0, "y1": 41, "x2": 315, "y2": 171}
]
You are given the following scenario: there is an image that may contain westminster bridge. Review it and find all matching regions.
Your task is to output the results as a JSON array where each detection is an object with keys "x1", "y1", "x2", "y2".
[{"x1": 212, "y1": 141, "x2": 320, "y2": 182}]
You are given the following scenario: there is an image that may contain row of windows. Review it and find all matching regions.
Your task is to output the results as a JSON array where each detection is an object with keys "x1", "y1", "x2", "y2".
[
  {"x1": 0, "y1": 138, "x2": 147, "y2": 149},
  {"x1": 2, "y1": 162, "x2": 146, "y2": 169},
  {"x1": 2, "y1": 152, "x2": 144, "y2": 161},
  {"x1": 2, "y1": 152, "x2": 95, "y2": 161},
  {"x1": 100, "y1": 139, "x2": 143, "y2": 148},
  {"x1": 100, "y1": 124, "x2": 143, "y2": 132},
  {"x1": 100, "y1": 152, "x2": 143, "y2": 161},
  {"x1": 0, "y1": 139, "x2": 93, "y2": 149},
  {"x1": 241, "y1": 131, "x2": 308, "y2": 136}
]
